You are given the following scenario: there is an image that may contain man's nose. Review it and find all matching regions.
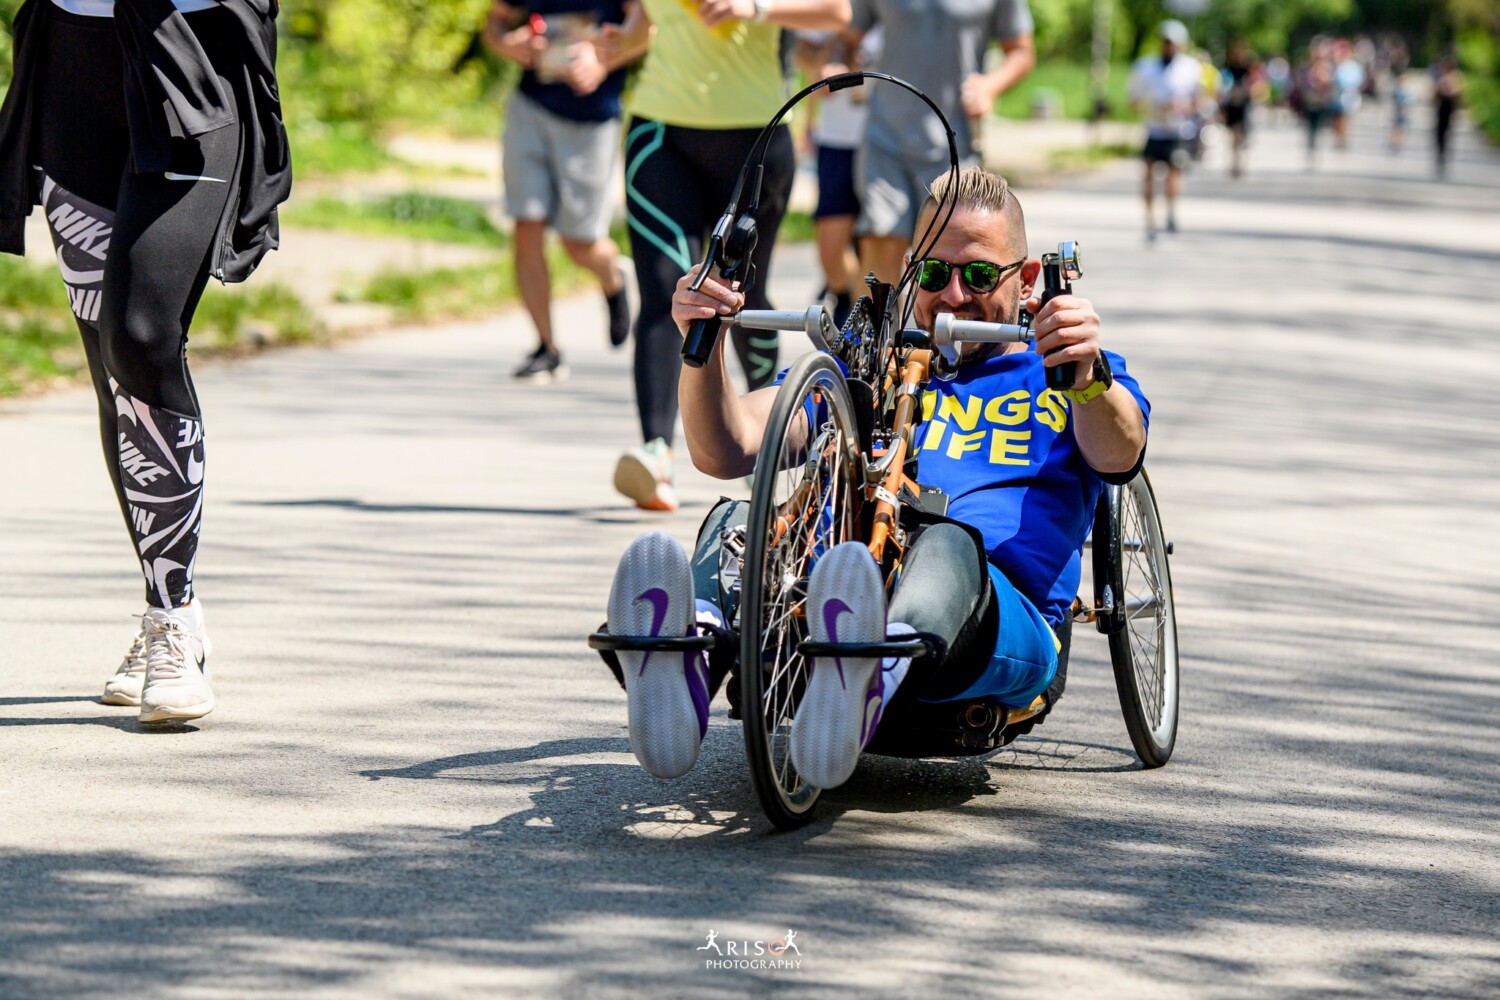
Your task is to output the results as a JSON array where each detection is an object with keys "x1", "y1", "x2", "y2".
[{"x1": 938, "y1": 269, "x2": 970, "y2": 306}]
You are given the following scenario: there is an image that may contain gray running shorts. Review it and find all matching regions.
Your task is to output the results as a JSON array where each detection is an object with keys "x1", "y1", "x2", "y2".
[
  {"x1": 502, "y1": 92, "x2": 620, "y2": 241},
  {"x1": 856, "y1": 140, "x2": 979, "y2": 240}
]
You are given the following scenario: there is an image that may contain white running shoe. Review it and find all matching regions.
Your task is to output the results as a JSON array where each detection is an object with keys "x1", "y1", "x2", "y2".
[
  {"x1": 101, "y1": 621, "x2": 149, "y2": 706},
  {"x1": 608, "y1": 531, "x2": 710, "y2": 778},
  {"x1": 613, "y1": 438, "x2": 679, "y2": 513},
  {"x1": 791, "y1": 542, "x2": 898, "y2": 790},
  {"x1": 138, "y1": 607, "x2": 214, "y2": 724}
]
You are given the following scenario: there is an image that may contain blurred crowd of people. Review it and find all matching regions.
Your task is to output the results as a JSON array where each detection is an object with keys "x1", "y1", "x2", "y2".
[
  {"x1": 484, "y1": 0, "x2": 1040, "y2": 514},
  {"x1": 481, "y1": 0, "x2": 1473, "y2": 506}
]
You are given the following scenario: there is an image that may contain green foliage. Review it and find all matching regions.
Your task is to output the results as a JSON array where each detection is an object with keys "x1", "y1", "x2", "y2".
[
  {"x1": 1029, "y1": 0, "x2": 1097, "y2": 61},
  {"x1": 361, "y1": 261, "x2": 518, "y2": 319},
  {"x1": 286, "y1": 118, "x2": 395, "y2": 175},
  {"x1": 0, "y1": 0, "x2": 19, "y2": 89},
  {"x1": 1047, "y1": 141, "x2": 1136, "y2": 171},
  {"x1": 994, "y1": 61, "x2": 1139, "y2": 120},
  {"x1": 285, "y1": 192, "x2": 509, "y2": 247},
  {"x1": 192, "y1": 283, "x2": 323, "y2": 349},
  {"x1": 272, "y1": 0, "x2": 512, "y2": 172},
  {"x1": 0, "y1": 253, "x2": 67, "y2": 310},
  {"x1": 0, "y1": 257, "x2": 320, "y2": 396},
  {"x1": 0, "y1": 256, "x2": 77, "y2": 396},
  {"x1": 1458, "y1": 27, "x2": 1500, "y2": 145}
]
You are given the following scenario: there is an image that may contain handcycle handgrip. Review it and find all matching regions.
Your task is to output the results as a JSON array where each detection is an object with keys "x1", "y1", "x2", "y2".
[
  {"x1": 932, "y1": 313, "x2": 1032, "y2": 348},
  {"x1": 730, "y1": 306, "x2": 836, "y2": 353},
  {"x1": 682, "y1": 317, "x2": 722, "y2": 369}
]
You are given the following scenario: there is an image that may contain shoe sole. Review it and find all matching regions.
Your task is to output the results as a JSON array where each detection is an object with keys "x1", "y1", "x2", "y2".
[
  {"x1": 515, "y1": 366, "x2": 569, "y2": 385},
  {"x1": 613, "y1": 452, "x2": 662, "y2": 507},
  {"x1": 791, "y1": 543, "x2": 886, "y2": 790},
  {"x1": 139, "y1": 697, "x2": 215, "y2": 724},
  {"x1": 609, "y1": 531, "x2": 705, "y2": 779}
]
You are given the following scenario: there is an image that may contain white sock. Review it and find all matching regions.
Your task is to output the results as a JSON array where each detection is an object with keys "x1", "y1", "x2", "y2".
[
  {"x1": 695, "y1": 599, "x2": 725, "y2": 631},
  {"x1": 883, "y1": 621, "x2": 916, "y2": 693}
]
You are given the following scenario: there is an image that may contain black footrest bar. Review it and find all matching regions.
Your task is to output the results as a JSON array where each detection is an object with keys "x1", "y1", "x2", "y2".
[
  {"x1": 587, "y1": 632, "x2": 717, "y2": 653},
  {"x1": 797, "y1": 637, "x2": 935, "y2": 659}
]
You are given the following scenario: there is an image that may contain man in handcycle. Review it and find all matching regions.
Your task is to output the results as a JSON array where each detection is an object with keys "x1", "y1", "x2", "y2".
[{"x1": 600, "y1": 167, "x2": 1150, "y2": 790}]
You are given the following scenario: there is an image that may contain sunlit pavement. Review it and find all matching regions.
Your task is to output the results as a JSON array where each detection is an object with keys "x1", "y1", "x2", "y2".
[{"x1": 2, "y1": 105, "x2": 1497, "y2": 997}]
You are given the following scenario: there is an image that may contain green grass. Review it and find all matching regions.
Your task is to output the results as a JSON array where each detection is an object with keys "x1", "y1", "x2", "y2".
[
  {"x1": 285, "y1": 192, "x2": 510, "y2": 248},
  {"x1": 1046, "y1": 142, "x2": 1136, "y2": 172},
  {"x1": 0, "y1": 257, "x2": 322, "y2": 397},
  {"x1": 286, "y1": 119, "x2": 395, "y2": 176},
  {"x1": 995, "y1": 61, "x2": 1140, "y2": 122},
  {"x1": 358, "y1": 238, "x2": 592, "y2": 321},
  {"x1": 778, "y1": 210, "x2": 817, "y2": 244},
  {"x1": 192, "y1": 284, "x2": 324, "y2": 350}
]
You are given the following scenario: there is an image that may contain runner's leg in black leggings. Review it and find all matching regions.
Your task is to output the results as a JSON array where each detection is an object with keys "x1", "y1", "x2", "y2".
[
  {"x1": 624, "y1": 120, "x2": 794, "y2": 444},
  {"x1": 38, "y1": 7, "x2": 236, "y2": 609},
  {"x1": 624, "y1": 117, "x2": 714, "y2": 446},
  {"x1": 731, "y1": 125, "x2": 793, "y2": 391}
]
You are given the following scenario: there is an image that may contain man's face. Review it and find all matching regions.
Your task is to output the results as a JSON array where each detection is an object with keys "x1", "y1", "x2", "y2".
[
  {"x1": 911, "y1": 207, "x2": 1035, "y2": 357},
  {"x1": 1161, "y1": 38, "x2": 1178, "y2": 61}
]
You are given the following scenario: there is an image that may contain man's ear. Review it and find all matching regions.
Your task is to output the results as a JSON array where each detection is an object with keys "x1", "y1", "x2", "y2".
[{"x1": 1019, "y1": 258, "x2": 1042, "y2": 300}]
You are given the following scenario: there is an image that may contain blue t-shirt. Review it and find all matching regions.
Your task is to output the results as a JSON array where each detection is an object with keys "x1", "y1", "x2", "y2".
[
  {"x1": 517, "y1": 0, "x2": 629, "y2": 123},
  {"x1": 908, "y1": 349, "x2": 1149, "y2": 625}
]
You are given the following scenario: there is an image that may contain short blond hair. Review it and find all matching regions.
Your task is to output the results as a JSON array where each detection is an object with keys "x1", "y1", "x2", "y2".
[{"x1": 916, "y1": 166, "x2": 1027, "y2": 257}]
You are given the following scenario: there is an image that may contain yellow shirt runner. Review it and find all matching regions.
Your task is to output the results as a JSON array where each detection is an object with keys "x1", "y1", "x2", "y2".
[{"x1": 629, "y1": 0, "x2": 790, "y2": 129}]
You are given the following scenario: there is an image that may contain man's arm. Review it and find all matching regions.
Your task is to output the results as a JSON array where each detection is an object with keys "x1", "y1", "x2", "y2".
[
  {"x1": 594, "y1": 0, "x2": 654, "y2": 73},
  {"x1": 960, "y1": 34, "x2": 1035, "y2": 117},
  {"x1": 482, "y1": 0, "x2": 540, "y2": 67},
  {"x1": 673, "y1": 267, "x2": 783, "y2": 480},
  {"x1": 565, "y1": 1, "x2": 653, "y2": 95},
  {"x1": 696, "y1": 0, "x2": 853, "y2": 33},
  {"x1": 960, "y1": 0, "x2": 1036, "y2": 118},
  {"x1": 1027, "y1": 293, "x2": 1146, "y2": 475}
]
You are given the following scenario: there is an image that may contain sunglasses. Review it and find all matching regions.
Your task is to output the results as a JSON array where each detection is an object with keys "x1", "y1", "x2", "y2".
[{"x1": 914, "y1": 257, "x2": 1027, "y2": 294}]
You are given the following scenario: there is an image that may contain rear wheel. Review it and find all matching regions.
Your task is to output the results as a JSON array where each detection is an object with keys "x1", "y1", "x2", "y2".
[
  {"x1": 740, "y1": 353, "x2": 864, "y2": 830},
  {"x1": 1095, "y1": 471, "x2": 1179, "y2": 767}
]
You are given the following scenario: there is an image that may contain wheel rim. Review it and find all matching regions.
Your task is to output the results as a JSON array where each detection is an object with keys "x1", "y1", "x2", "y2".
[
  {"x1": 743, "y1": 365, "x2": 861, "y2": 819},
  {"x1": 1118, "y1": 476, "x2": 1178, "y2": 748}
]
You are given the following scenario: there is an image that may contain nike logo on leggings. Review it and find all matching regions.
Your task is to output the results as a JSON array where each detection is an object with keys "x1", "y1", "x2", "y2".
[{"x1": 163, "y1": 172, "x2": 227, "y2": 183}]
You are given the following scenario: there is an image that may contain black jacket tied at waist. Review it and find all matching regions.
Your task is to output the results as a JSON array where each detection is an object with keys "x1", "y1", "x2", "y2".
[{"x1": 0, "y1": 0, "x2": 291, "y2": 283}]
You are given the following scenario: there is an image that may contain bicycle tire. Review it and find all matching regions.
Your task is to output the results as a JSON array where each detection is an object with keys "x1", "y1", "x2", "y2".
[
  {"x1": 740, "y1": 353, "x2": 865, "y2": 830},
  {"x1": 1096, "y1": 471, "x2": 1179, "y2": 767}
]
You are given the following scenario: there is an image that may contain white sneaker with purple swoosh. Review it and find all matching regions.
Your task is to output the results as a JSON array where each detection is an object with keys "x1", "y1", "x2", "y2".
[
  {"x1": 608, "y1": 532, "x2": 711, "y2": 779},
  {"x1": 791, "y1": 542, "x2": 910, "y2": 790}
]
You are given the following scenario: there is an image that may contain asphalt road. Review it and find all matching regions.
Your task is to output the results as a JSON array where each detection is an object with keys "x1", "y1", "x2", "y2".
[{"x1": 2, "y1": 107, "x2": 1498, "y2": 998}]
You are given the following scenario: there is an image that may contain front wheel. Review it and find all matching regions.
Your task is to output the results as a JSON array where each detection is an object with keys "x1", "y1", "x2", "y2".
[{"x1": 740, "y1": 353, "x2": 864, "y2": 830}]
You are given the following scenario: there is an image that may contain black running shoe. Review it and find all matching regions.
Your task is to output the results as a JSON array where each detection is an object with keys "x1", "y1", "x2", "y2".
[
  {"x1": 513, "y1": 345, "x2": 567, "y2": 383},
  {"x1": 606, "y1": 257, "x2": 639, "y2": 349}
]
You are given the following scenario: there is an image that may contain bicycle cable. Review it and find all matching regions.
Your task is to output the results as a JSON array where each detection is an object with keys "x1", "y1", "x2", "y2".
[{"x1": 681, "y1": 71, "x2": 962, "y2": 369}]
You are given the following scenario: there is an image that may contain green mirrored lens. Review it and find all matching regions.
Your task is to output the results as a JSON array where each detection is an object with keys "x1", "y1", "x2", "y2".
[
  {"x1": 962, "y1": 261, "x2": 1002, "y2": 292},
  {"x1": 917, "y1": 259, "x2": 951, "y2": 292}
]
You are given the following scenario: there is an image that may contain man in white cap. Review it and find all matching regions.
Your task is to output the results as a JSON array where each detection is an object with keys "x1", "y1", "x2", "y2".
[{"x1": 1128, "y1": 19, "x2": 1203, "y2": 241}]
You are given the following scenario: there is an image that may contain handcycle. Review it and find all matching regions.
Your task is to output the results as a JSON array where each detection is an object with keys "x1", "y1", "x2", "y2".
[
  {"x1": 591, "y1": 244, "x2": 1180, "y2": 831},
  {"x1": 590, "y1": 71, "x2": 1178, "y2": 830}
]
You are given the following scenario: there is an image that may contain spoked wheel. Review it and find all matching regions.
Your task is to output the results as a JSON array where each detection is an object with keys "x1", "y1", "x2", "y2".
[
  {"x1": 740, "y1": 353, "x2": 864, "y2": 830},
  {"x1": 1094, "y1": 470, "x2": 1179, "y2": 767}
]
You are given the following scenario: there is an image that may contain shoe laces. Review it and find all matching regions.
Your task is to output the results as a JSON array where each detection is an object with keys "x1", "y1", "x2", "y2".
[
  {"x1": 120, "y1": 626, "x2": 149, "y2": 676},
  {"x1": 142, "y1": 615, "x2": 195, "y2": 680}
]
